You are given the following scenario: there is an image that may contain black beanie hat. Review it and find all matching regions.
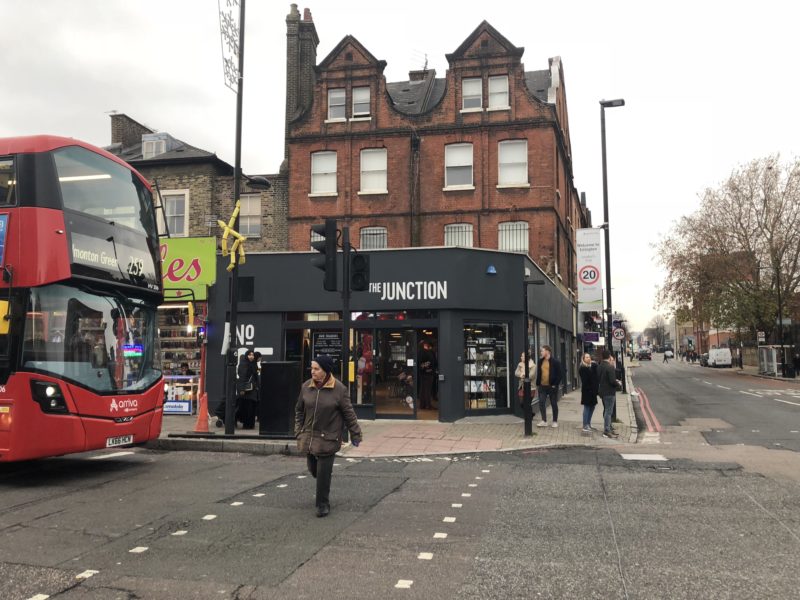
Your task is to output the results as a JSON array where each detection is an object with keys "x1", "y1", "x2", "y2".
[{"x1": 314, "y1": 354, "x2": 335, "y2": 375}]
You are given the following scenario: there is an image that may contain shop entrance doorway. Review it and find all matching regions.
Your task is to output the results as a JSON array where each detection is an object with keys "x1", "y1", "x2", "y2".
[{"x1": 357, "y1": 328, "x2": 438, "y2": 419}]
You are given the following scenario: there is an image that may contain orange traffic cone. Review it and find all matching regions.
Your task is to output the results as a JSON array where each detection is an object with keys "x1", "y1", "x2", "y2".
[{"x1": 194, "y1": 392, "x2": 210, "y2": 433}]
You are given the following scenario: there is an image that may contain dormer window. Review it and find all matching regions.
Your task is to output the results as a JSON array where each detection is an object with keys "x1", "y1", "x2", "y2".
[
  {"x1": 142, "y1": 139, "x2": 166, "y2": 159},
  {"x1": 353, "y1": 87, "x2": 370, "y2": 117},
  {"x1": 328, "y1": 88, "x2": 346, "y2": 120},
  {"x1": 462, "y1": 78, "x2": 482, "y2": 110}
]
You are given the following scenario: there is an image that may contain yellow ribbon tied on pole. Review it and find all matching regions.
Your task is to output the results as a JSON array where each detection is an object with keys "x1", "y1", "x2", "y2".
[{"x1": 217, "y1": 199, "x2": 247, "y2": 272}]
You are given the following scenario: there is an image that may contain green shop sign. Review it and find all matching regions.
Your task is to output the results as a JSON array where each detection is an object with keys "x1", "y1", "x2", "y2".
[{"x1": 159, "y1": 237, "x2": 217, "y2": 301}]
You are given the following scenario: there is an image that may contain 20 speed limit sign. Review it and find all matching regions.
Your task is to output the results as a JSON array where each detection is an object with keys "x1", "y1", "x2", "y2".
[
  {"x1": 579, "y1": 265, "x2": 600, "y2": 285},
  {"x1": 612, "y1": 328, "x2": 626, "y2": 340}
]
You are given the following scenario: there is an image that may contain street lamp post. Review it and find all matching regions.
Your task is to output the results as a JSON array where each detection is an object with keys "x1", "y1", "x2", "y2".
[
  {"x1": 522, "y1": 278, "x2": 545, "y2": 436},
  {"x1": 599, "y1": 98, "x2": 625, "y2": 356}
]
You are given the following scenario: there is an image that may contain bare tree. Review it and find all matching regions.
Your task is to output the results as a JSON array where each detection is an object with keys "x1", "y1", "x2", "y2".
[{"x1": 657, "y1": 155, "x2": 800, "y2": 342}]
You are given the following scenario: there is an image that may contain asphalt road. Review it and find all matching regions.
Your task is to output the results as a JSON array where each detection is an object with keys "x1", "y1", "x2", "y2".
[
  {"x1": 631, "y1": 356, "x2": 800, "y2": 452},
  {"x1": 2, "y1": 446, "x2": 799, "y2": 599}
]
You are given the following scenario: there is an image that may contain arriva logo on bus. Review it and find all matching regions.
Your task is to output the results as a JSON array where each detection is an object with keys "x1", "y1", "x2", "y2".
[{"x1": 110, "y1": 398, "x2": 139, "y2": 413}]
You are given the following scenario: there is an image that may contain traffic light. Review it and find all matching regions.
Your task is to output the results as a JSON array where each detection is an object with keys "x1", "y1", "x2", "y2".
[
  {"x1": 311, "y1": 219, "x2": 338, "y2": 291},
  {"x1": 350, "y1": 254, "x2": 370, "y2": 291}
]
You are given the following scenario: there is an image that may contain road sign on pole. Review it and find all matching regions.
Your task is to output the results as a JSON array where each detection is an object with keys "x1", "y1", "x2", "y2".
[{"x1": 612, "y1": 327, "x2": 625, "y2": 341}]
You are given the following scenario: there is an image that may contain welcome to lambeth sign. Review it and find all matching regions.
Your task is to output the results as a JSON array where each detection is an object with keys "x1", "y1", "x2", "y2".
[{"x1": 160, "y1": 237, "x2": 217, "y2": 301}]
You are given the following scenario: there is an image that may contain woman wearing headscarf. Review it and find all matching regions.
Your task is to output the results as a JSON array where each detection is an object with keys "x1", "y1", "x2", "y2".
[
  {"x1": 295, "y1": 355, "x2": 362, "y2": 517},
  {"x1": 236, "y1": 350, "x2": 259, "y2": 429}
]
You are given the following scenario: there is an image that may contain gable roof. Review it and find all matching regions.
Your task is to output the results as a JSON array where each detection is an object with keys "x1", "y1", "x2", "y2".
[
  {"x1": 446, "y1": 20, "x2": 524, "y2": 62},
  {"x1": 318, "y1": 34, "x2": 387, "y2": 71},
  {"x1": 106, "y1": 139, "x2": 233, "y2": 174},
  {"x1": 386, "y1": 70, "x2": 446, "y2": 116},
  {"x1": 524, "y1": 69, "x2": 551, "y2": 103}
]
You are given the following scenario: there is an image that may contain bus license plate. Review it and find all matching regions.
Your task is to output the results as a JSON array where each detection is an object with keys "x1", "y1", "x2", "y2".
[{"x1": 106, "y1": 435, "x2": 134, "y2": 448}]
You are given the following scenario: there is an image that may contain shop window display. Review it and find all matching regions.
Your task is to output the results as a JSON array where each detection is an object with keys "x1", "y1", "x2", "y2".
[{"x1": 463, "y1": 322, "x2": 509, "y2": 410}]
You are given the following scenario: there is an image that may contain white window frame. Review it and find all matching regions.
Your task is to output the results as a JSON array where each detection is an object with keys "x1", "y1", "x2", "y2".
[
  {"x1": 488, "y1": 75, "x2": 510, "y2": 110},
  {"x1": 157, "y1": 189, "x2": 190, "y2": 237},
  {"x1": 461, "y1": 78, "x2": 482, "y2": 111},
  {"x1": 310, "y1": 151, "x2": 337, "y2": 196},
  {"x1": 327, "y1": 88, "x2": 346, "y2": 121},
  {"x1": 360, "y1": 226, "x2": 388, "y2": 249},
  {"x1": 498, "y1": 221, "x2": 529, "y2": 254},
  {"x1": 238, "y1": 193, "x2": 261, "y2": 238},
  {"x1": 444, "y1": 143, "x2": 474, "y2": 190},
  {"x1": 359, "y1": 148, "x2": 388, "y2": 194},
  {"x1": 444, "y1": 223, "x2": 474, "y2": 247},
  {"x1": 498, "y1": 140, "x2": 529, "y2": 187},
  {"x1": 352, "y1": 86, "x2": 371, "y2": 118},
  {"x1": 142, "y1": 139, "x2": 166, "y2": 160}
]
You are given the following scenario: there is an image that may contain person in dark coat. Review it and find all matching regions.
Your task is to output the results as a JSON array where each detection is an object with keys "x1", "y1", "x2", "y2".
[
  {"x1": 417, "y1": 340, "x2": 437, "y2": 410},
  {"x1": 578, "y1": 352, "x2": 599, "y2": 432},
  {"x1": 236, "y1": 350, "x2": 259, "y2": 429},
  {"x1": 597, "y1": 350, "x2": 621, "y2": 438},
  {"x1": 535, "y1": 345, "x2": 563, "y2": 427},
  {"x1": 295, "y1": 355, "x2": 362, "y2": 518}
]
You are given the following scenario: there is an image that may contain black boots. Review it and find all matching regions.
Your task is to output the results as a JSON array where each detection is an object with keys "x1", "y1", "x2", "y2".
[{"x1": 316, "y1": 503, "x2": 330, "y2": 518}]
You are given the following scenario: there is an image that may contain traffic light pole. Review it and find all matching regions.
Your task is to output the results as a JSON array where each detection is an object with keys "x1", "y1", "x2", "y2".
[{"x1": 342, "y1": 226, "x2": 351, "y2": 386}]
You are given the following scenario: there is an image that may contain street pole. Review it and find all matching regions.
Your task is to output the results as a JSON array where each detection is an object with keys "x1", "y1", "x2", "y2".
[
  {"x1": 599, "y1": 98, "x2": 624, "y2": 357},
  {"x1": 342, "y1": 226, "x2": 351, "y2": 388},
  {"x1": 776, "y1": 261, "x2": 786, "y2": 377},
  {"x1": 223, "y1": 0, "x2": 247, "y2": 435}
]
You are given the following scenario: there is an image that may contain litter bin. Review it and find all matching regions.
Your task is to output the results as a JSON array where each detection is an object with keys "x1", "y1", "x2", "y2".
[{"x1": 258, "y1": 361, "x2": 301, "y2": 437}]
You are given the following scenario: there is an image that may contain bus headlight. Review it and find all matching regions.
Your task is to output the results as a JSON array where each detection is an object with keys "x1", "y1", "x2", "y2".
[{"x1": 30, "y1": 381, "x2": 69, "y2": 414}]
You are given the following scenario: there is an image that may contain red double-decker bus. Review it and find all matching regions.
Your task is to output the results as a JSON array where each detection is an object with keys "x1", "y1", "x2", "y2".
[{"x1": 0, "y1": 135, "x2": 164, "y2": 461}]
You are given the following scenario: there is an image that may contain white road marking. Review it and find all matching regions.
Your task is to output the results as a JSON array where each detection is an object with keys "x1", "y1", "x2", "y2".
[
  {"x1": 202, "y1": 515, "x2": 217, "y2": 520},
  {"x1": 451, "y1": 503, "x2": 463, "y2": 508},
  {"x1": 475, "y1": 476, "x2": 483, "y2": 480},
  {"x1": 418, "y1": 552, "x2": 433, "y2": 560},
  {"x1": 27, "y1": 595, "x2": 50, "y2": 600},
  {"x1": 128, "y1": 547, "x2": 148, "y2": 553},
  {"x1": 253, "y1": 493, "x2": 265, "y2": 497},
  {"x1": 773, "y1": 398, "x2": 800, "y2": 407},
  {"x1": 461, "y1": 493, "x2": 471, "y2": 497},
  {"x1": 297, "y1": 475, "x2": 307, "y2": 479},
  {"x1": 172, "y1": 530, "x2": 188, "y2": 536},
  {"x1": 76, "y1": 570, "x2": 99, "y2": 580},
  {"x1": 791, "y1": 431, "x2": 799, "y2": 433},
  {"x1": 443, "y1": 517, "x2": 456, "y2": 523},
  {"x1": 740, "y1": 391, "x2": 762, "y2": 397},
  {"x1": 277, "y1": 484, "x2": 288, "y2": 488},
  {"x1": 231, "y1": 502, "x2": 243, "y2": 506},
  {"x1": 620, "y1": 453, "x2": 668, "y2": 461},
  {"x1": 717, "y1": 385, "x2": 731, "y2": 390},
  {"x1": 395, "y1": 580, "x2": 413, "y2": 589},
  {"x1": 481, "y1": 469, "x2": 490, "y2": 473},
  {"x1": 468, "y1": 483, "x2": 477, "y2": 487},
  {"x1": 90, "y1": 451, "x2": 135, "y2": 460},
  {"x1": 703, "y1": 381, "x2": 712, "y2": 385},
  {"x1": 433, "y1": 532, "x2": 448, "y2": 539},
  {"x1": 752, "y1": 430, "x2": 760, "y2": 433}
]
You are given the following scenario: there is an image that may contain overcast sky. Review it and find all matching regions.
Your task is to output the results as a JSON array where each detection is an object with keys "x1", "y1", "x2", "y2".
[{"x1": 4, "y1": 0, "x2": 799, "y2": 331}]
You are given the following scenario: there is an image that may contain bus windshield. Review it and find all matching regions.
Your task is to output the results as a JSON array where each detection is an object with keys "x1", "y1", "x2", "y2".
[
  {"x1": 53, "y1": 145, "x2": 156, "y2": 236},
  {"x1": 22, "y1": 283, "x2": 161, "y2": 394}
]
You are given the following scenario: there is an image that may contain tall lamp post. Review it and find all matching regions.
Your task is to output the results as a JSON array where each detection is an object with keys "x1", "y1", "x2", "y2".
[
  {"x1": 522, "y1": 278, "x2": 545, "y2": 436},
  {"x1": 600, "y1": 98, "x2": 625, "y2": 356}
]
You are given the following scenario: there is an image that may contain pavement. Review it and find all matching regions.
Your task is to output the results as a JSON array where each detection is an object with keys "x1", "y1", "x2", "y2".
[
  {"x1": 148, "y1": 362, "x2": 797, "y2": 458},
  {"x1": 149, "y1": 372, "x2": 639, "y2": 457}
]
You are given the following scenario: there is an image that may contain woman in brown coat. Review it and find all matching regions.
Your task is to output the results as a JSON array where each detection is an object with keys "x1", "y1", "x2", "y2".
[{"x1": 295, "y1": 355, "x2": 362, "y2": 517}]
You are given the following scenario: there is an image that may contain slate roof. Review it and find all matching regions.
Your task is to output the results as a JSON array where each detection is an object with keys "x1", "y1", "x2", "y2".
[
  {"x1": 105, "y1": 139, "x2": 233, "y2": 174},
  {"x1": 385, "y1": 68, "x2": 552, "y2": 115}
]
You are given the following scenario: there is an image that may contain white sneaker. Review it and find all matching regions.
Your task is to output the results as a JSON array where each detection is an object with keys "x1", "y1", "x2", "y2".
[
  {"x1": 536, "y1": 421, "x2": 548, "y2": 427},
  {"x1": 551, "y1": 422, "x2": 558, "y2": 428}
]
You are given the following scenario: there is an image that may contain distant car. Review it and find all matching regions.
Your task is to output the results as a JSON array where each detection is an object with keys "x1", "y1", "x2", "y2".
[
  {"x1": 664, "y1": 350, "x2": 674, "y2": 358},
  {"x1": 637, "y1": 349, "x2": 652, "y2": 360},
  {"x1": 699, "y1": 353, "x2": 709, "y2": 367}
]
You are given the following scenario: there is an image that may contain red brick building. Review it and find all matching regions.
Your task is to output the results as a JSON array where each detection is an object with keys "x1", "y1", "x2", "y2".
[{"x1": 285, "y1": 6, "x2": 590, "y2": 296}]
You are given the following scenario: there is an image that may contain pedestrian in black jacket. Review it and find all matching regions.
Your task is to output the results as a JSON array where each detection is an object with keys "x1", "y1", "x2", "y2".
[
  {"x1": 597, "y1": 350, "x2": 621, "y2": 438},
  {"x1": 578, "y1": 353, "x2": 599, "y2": 432},
  {"x1": 535, "y1": 345, "x2": 562, "y2": 428},
  {"x1": 236, "y1": 350, "x2": 259, "y2": 429}
]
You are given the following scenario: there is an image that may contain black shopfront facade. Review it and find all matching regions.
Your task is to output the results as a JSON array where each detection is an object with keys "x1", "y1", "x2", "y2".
[{"x1": 206, "y1": 247, "x2": 575, "y2": 422}]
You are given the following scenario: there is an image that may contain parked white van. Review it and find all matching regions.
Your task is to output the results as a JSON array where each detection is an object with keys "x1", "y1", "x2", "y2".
[{"x1": 708, "y1": 348, "x2": 732, "y2": 368}]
